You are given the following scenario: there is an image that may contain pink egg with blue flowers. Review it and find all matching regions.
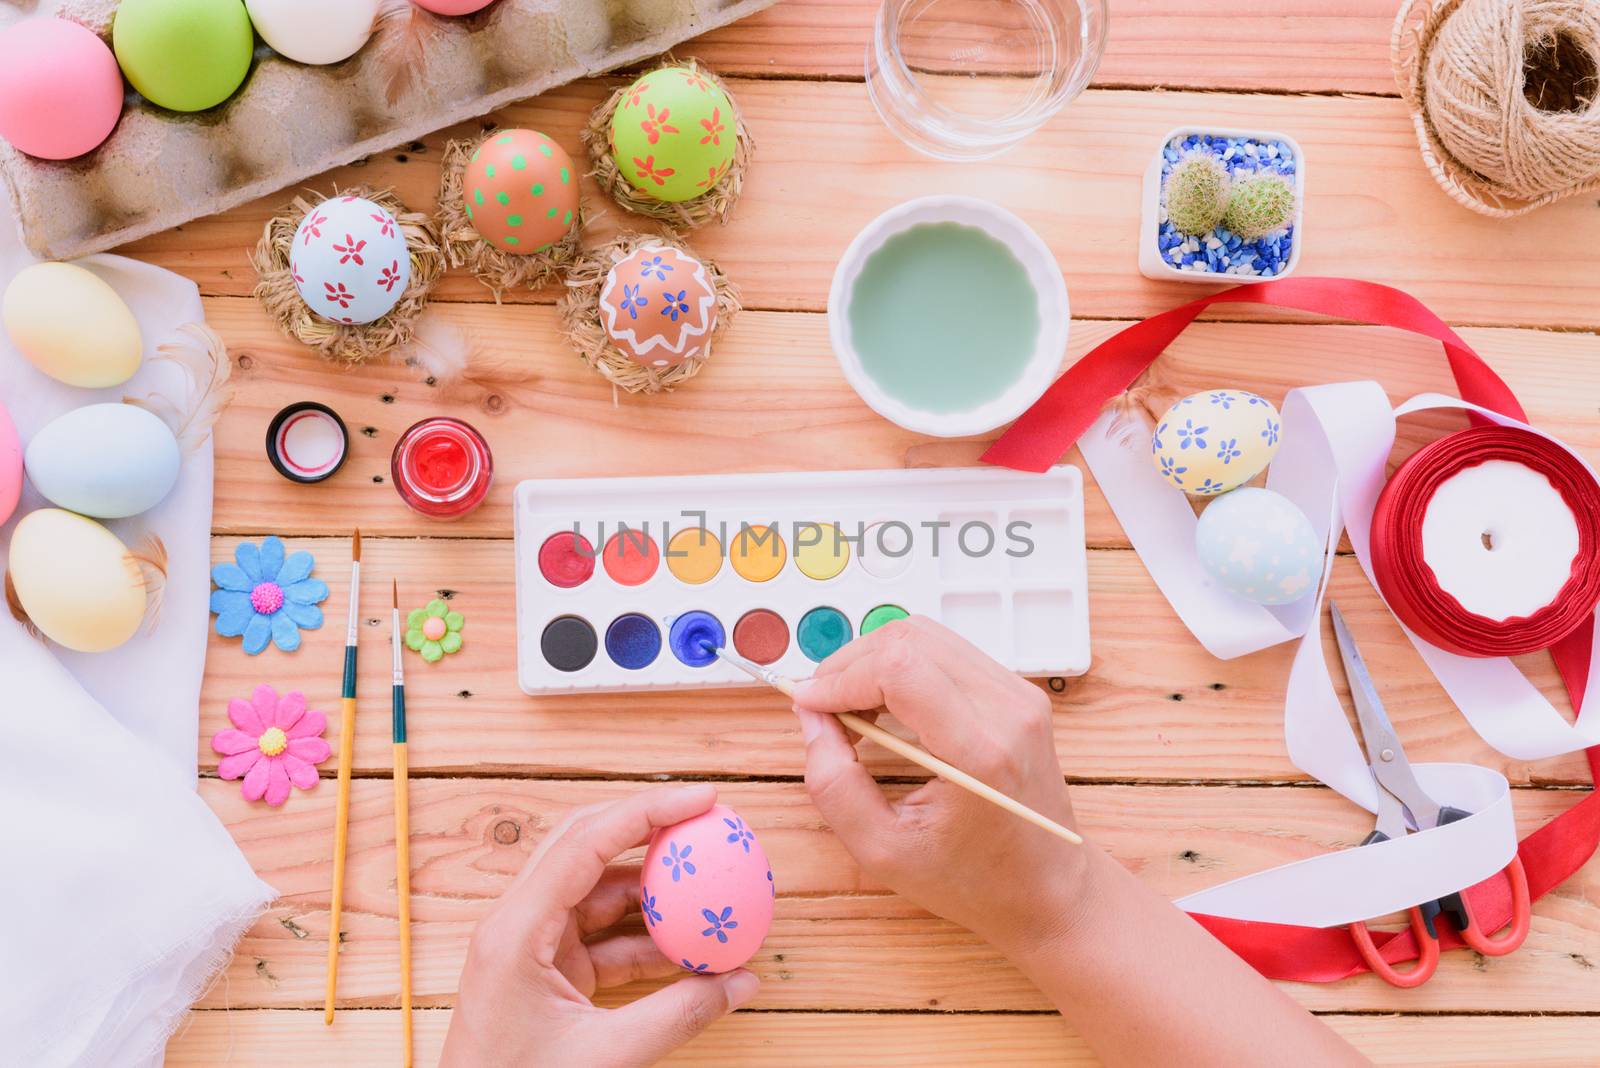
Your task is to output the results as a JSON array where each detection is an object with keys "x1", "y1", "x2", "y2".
[{"x1": 641, "y1": 803, "x2": 774, "y2": 975}]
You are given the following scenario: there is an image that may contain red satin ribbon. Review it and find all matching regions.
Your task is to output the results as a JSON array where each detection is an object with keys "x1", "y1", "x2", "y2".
[
  {"x1": 983, "y1": 277, "x2": 1600, "y2": 982},
  {"x1": 1372, "y1": 426, "x2": 1600, "y2": 658}
]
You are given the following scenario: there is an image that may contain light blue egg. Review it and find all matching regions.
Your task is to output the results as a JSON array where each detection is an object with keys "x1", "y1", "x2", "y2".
[
  {"x1": 1195, "y1": 487, "x2": 1321, "y2": 606},
  {"x1": 24, "y1": 403, "x2": 180, "y2": 519}
]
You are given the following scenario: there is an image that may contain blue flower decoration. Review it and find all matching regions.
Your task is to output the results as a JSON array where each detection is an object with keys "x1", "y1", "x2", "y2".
[
  {"x1": 681, "y1": 959, "x2": 710, "y2": 974},
  {"x1": 1216, "y1": 438, "x2": 1242, "y2": 464},
  {"x1": 642, "y1": 890, "x2": 663, "y2": 927},
  {"x1": 1175, "y1": 419, "x2": 1209, "y2": 451},
  {"x1": 701, "y1": 906, "x2": 738, "y2": 943},
  {"x1": 767, "y1": 868, "x2": 775, "y2": 898},
  {"x1": 1151, "y1": 422, "x2": 1167, "y2": 453},
  {"x1": 620, "y1": 282, "x2": 648, "y2": 320},
  {"x1": 1208, "y1": 391, "x2": 1234, "y2": 409},
  {"x1": 1246, "y1": 393, "x2": 1269, "y2": 406},
  {"x1": 1195, "y1": 478, "x2": 1225, "y2": 495},
  {"x1": 660, "y1": 290, "x2": 690, "y2": 322},
  {"x1": 724, "y1": 816, "x2": 755, "y2": 853},
  {"x1": 639, "y1": 255, "x2": 673, "y2": 281},
  {"x1": 210, "y1": 536, "x2": 328, "y2": 655},
  {"x1": 663, "y1": 841, "x2": 696, "y2": 882},
  {"x1": 1262, "y1": 419, "x2": 1280, "y2": 446},
  {"x1": 1159, "y1": 455, "x2": 1187, "y2": 485}
]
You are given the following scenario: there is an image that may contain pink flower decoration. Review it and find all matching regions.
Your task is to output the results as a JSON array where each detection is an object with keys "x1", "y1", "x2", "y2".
[{"x1": 212, "y1": 685, "x2": 331, "y2": 807}]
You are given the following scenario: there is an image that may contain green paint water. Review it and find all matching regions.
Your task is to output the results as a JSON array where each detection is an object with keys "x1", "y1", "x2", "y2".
[{"x1": 848, "y1": 222, "x2": 1039, "y2": 413}]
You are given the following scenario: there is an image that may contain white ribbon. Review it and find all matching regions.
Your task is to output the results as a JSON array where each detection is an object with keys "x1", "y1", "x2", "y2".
[{"x1": 1084, "y1": 381, "x2": 1596, "y2": 925}]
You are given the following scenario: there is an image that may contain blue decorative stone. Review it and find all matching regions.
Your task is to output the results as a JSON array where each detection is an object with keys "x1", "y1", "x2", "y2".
[{"x1": 1157, "y1": 132, "x2": 1297, "y2": 278}]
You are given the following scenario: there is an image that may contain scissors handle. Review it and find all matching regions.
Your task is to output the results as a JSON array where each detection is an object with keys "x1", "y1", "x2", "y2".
[
  {"x1": 1455, "y1": 856, "x2": 1532, "y2": 955},
  {"x1": 1431, "y1": 808, "x2": 1532, "y2": 956},
  {"x1": 1349, "y1": 907, "x2": 1440, "y2": 988}
]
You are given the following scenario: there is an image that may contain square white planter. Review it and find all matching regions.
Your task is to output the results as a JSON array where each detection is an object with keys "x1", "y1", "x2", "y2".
[{"x1": 1139, "y1": 126, "x2": 1305, "y2": 284}]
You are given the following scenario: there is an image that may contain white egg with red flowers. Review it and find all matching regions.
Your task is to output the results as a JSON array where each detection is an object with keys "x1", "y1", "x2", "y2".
[{"x1": 290, "y1": 196, "x2": 410, "y2": 326}]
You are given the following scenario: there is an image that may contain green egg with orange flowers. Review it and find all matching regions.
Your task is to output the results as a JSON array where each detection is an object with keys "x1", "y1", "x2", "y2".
[
  {"x1": 608, "y1": 67, "x2": 736, "y2": 203},
  {"x1": 462, "y1": 129, "x2": 578, "y2": 254}
]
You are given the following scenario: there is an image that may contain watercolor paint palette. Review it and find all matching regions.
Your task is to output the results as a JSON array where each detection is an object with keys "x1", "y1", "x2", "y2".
[{"x1": 513, "y1": 467, "x2": 1089, "y2": 695}]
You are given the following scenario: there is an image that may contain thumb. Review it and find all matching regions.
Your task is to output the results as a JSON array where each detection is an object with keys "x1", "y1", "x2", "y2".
[
  {"x1": 796, "y1": 707, "x2": 897, "y2": 855},
  {"x1": 603, "y1": 969, "x2": 759, "y2": 1063}
]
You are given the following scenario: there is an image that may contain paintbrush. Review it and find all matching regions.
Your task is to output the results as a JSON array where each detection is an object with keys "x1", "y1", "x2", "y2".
[
  {"x1": 700, "y1": 642, "x2": 1083, "y2": 846},
  {"x1": 391, "y1": 579, "x2": 414, "y2": 1068},
  {"x1": 326, "y1": 529, "x2": 360, "y2": 1024}
]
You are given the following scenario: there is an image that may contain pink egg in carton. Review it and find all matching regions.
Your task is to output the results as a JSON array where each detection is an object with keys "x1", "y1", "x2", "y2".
[{"x1": 0, "y1": 0, "x2": 778, "y2": 259}]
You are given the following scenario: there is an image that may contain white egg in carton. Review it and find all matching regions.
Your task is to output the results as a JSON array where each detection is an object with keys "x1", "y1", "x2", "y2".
[{"x1": 513, "y1": 466, "x2": 1091, "y2": 696}]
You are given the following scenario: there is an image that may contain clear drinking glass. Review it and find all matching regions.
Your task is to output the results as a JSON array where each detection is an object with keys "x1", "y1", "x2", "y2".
[{"x1": 866, "y1": 0, "x2": 1108, "y2": 161}]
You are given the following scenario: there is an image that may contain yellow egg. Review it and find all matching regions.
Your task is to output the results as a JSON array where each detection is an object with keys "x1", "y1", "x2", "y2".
[
  {"x1": 7, "y1": 508, "x2": 148, "y2": 652},
  {"x1": 1150, "y1": 389, "x2": 1281, "y2": 497},
  {"x1": 2, "y1": 262, "x2": 143, "y2": 387}
]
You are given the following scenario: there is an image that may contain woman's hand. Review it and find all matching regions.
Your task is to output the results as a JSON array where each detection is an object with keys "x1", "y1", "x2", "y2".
[
  {"x1": 442, "y1": 784, "x2": 760, "y2": 1068},
  {"x1": 795, "y1": 617, "x2": 1368, "y2": 1068},
  {"x1": 792, "y1": 616, "x2": 1090, "y2": 959}
]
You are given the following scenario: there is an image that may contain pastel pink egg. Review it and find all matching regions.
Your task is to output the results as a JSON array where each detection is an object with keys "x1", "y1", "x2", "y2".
[
  {"x1": 0, "y1": 19, "x2": 124, "y2": 160},
  {"x1": 0, "y1": 399, "x2": 20, "y2": 526},
  {"x1": 641, "y1": 804, "x2": 774, "y2": 975},
  {"x1": 411, "y1": 0, "x2": 497, "y2": 13},
  {"x1": 599, "y1": 245, "x2": 718, "y2": 368}
]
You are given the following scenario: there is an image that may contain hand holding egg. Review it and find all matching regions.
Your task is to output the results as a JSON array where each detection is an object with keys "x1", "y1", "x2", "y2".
[{"x1": 441, "y1": 785, "x2": 761, "y2": 1066}]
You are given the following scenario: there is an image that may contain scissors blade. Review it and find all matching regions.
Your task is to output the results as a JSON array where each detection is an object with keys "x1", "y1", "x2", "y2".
[{"x1": 1329, "y1": 603, "x2": 1442, "y2": 831}]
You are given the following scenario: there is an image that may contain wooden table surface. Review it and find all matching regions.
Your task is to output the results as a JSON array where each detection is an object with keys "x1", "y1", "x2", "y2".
[{"x1": 154, "y1": 1, "x2": 1600, "y2": 1063}]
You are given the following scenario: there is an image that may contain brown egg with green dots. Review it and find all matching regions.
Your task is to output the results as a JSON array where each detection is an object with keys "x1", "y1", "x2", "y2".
[{"x1": 462, "y1": 129, "x2": 579, "y2": 254}]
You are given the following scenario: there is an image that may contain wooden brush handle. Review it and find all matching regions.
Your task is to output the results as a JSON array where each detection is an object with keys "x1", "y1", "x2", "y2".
[{"x1": 324, "y1": 695, "x2": 357, "y2": 1024}]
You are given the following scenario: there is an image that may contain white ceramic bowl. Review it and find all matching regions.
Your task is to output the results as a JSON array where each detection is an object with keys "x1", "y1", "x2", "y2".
[{"x1": 827, "y1": 195, "x2": 1070, "y2": 438}]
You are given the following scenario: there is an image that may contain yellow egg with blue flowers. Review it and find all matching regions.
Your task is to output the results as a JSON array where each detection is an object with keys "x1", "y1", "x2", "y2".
[{"x1": 1150, "y1": 389, "x2": 1281, "y2": 496}]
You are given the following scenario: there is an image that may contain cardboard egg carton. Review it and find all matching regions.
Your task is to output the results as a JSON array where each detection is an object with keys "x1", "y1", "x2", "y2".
[{"x1": 0, "y1": 0, "x2": 778, "y2": 259}]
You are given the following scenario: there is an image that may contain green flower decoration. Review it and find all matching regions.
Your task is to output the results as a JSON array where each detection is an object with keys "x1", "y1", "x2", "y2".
[{"x1": 405, "y1": 600, "x2": 465, "y2": 663}]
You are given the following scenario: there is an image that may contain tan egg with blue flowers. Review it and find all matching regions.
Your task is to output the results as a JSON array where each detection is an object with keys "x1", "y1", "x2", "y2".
[
  {"x1": 1150, "y1": 389, "x2": 1281, "y2": 496},
  {"x1": 463, "y1": 129, "x2": 579, "y2": 254}
]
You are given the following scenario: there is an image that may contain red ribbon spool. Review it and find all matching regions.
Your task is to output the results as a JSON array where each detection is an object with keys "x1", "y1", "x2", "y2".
[{"x1": 1370, "y1": 426, "x2": 1600, "y2": 658}]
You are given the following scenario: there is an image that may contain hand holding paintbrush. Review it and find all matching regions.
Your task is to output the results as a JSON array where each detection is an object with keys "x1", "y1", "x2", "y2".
[{"x1": 702, "y1": 631, "x2": 1082, "y2": 847}]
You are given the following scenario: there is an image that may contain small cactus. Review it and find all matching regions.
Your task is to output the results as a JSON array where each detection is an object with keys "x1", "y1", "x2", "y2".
[
  {"x1": 1163, "y1": 153, "x2": 1230, "y2": 236},
  {"x1": 1224, "y1": 174, "x2": 1296, "y2": 239}
]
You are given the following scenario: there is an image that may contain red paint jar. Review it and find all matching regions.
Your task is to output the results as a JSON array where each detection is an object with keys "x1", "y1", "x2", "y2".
[{"x1": 390, "y1": 417, "x2": 493, "y2": 519}]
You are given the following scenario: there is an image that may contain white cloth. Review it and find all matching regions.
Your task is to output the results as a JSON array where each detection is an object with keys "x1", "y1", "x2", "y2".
[{"x1": 0, "y1": 200, "x2": 274, "y2": 1066}]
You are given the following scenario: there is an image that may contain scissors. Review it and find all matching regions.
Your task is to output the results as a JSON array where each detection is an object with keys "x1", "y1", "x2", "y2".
[{"x1": 1330, "y1": 602, "x2": 1532, "y2": 988}]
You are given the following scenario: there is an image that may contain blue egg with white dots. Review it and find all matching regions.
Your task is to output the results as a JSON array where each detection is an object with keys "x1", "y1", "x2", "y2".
[{"x1": 1195, "y1": 488, "x2": 1322, "y2": 606}]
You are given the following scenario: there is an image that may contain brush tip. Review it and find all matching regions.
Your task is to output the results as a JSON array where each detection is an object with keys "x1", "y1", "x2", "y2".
[
  {"x1": 392, "y1": 578, "x2": 398, "y2": 609},
  {"x1": 352, "y1": 528, "x2": 362, "y2": 562},
  {"x1": 698, "y1": 639, "x2": 721, "y2": 655}
]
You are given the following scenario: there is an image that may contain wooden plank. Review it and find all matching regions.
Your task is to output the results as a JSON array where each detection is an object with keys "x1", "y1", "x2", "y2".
[
  {"x1": 198, "y1": 536, "x2": 1591, "y2": 785},
  {"x1": 123, "y1": 84, "x2": 1600, "y2": 328},
  {"x1": 205, "y1": 296, "x2": 1600, "y2": 542},
  {"x1": 196, "y1": 777, "x2": 1600, "y2": 1013},
  {"x1": 164, "y1": 1009, "x2": 1600, "y2": 1067},
  {"x1": 690, "y1": 0, "x2": 1400, "y2": 95}
]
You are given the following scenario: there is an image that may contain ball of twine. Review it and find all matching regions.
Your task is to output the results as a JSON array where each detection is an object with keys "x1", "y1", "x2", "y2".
[
  {"x1": 250, "y1": 186, "x2": 444, "y2": 365},
  {"x1": 558, "y1": 231, "x2": 741, "y2": 396},
  {"x1": 580, "y1": 57, "x2": 754, "y2": 231},
  {"x1": 1395, "y1": 0, "x2": 1600, "y2": 216}
]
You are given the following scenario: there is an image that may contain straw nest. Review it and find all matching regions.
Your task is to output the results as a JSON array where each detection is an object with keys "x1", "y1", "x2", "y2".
[
  {"x1": 436, "y1": 134, "x2": 588, "y2": 299},
  {"x1": 558, "y1": 231, "x2": 741, "y2": 395},
  {"x1": 250, "y1": 186, "x2": 445, "y2": 365},
  {"x1": 581, "y1": 58, "x2": 754, "y2": 231}
]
